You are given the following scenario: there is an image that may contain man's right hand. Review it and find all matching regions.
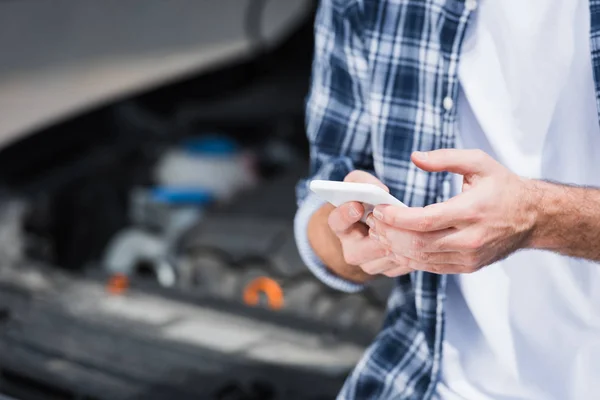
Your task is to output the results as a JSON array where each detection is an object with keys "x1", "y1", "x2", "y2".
[{"x1": 307, "y1": 171, "x2": 412, "y2": 284}]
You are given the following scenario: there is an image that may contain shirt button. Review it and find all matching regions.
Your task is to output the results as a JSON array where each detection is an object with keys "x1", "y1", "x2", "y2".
[
  {"x1": 443, "y1": 96, "x2": 454, "y2": 111},
  {"x1": 465, "y1": 0, "x2": 478, "y2": 11}
]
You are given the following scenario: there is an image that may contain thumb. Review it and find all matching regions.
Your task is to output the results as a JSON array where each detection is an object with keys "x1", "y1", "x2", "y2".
[
  {"x1": 344, "y1": 170, "x2": 389, "y2": 192},
  {"x1": 411, "y1": 149, "x2": 495, "y2": 176}
]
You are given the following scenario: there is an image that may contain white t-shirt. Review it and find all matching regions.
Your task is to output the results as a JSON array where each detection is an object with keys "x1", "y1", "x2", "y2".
[{"x1": 438, "y1": 0, "x2": 600, "y2": 399}]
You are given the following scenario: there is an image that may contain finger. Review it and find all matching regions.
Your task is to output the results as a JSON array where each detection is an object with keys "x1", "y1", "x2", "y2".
[
  {"x1": 411, "y1": 149, "x2": 496, "y2": 177},
  {"x1": 381, "y1": 265, "x2": 413, "y2": 278},
  {"x1": 328, "y1": 202, "x2": 365, "y2": 234},
  {"x1": 392, "y1": 249, "x2": 465, "y2": 265},
  {"x1": 342, "y1": 236, "x2": 390, "y2": 266},
  {"x1": 344, "y1": 170, "x2": 389, "y2": 192},
  {"x1": 368, "y1": 218, "x2": 457, "y2": 251},
  {"x1": 374, "y1": 197, "x2": 474, "y2": 232},
  {"x1": 378, "y1": 254, "x2": 412, "y2": 277},
  {"x1": 360, "y1": 256, "x2": 404, "y2": 276},
  {"x1": 405, "y1": 261, "x2": 462, "y2": 274},
  {"x1": 381, "y1": 227, "x2": 484, "y2": 256}
]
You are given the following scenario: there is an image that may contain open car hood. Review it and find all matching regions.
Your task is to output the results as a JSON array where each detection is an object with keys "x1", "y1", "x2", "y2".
[{"x1": 0, "y1": 0, "x2": 312, "y2": 148}]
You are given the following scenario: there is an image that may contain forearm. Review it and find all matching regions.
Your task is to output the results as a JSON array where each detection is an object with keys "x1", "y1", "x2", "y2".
[
  {"x1": 307, "y1": 203, "x2": 373, "y2": 284},
  {"x1": 528, "y1": 180, "x2": 600, "y2": 260}
]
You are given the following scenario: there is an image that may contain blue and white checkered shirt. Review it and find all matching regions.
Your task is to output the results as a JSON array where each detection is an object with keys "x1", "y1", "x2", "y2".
[{"x1": 295, "y1": 0, "x2": 600, "y2": 398}]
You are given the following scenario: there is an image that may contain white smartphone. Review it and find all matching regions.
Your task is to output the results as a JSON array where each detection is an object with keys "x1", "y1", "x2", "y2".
[{"x1": 309, "y1": 180, "x2": 406, "y2": 222}]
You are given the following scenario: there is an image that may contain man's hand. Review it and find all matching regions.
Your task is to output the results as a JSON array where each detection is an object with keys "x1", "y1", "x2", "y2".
[
  {"x1": 327, "y1": 171, "x2": 412, "y2": 278},
  {"x1": 308, "y1": 170, "x2": 412, "y2": 282},
  {"x1": 367, "y1": 149, "x2": 539, "y2": 274}
]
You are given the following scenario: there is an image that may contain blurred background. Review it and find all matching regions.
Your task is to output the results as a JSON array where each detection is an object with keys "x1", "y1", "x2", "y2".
[{"x1": 0, "y1": 1, "x2": 392, "y2": 399}]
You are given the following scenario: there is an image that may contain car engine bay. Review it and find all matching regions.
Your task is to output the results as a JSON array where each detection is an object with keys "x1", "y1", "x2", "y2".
[{"x1": 0, "y1": 9, "x2": 391, "y2": 400}]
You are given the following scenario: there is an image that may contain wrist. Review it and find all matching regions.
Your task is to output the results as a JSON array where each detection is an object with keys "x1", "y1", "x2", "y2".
[
  {"x1": 524, "y1": 179, "x2": 565, "y2": 250},
  {"x1": 513, "y1": 179, "x2": 600, "y2": 261}
]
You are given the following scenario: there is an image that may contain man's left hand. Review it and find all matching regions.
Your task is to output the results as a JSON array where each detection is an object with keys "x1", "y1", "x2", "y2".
[{"x1": 367, "y1": 149, "x2": 540, "y2": 274}]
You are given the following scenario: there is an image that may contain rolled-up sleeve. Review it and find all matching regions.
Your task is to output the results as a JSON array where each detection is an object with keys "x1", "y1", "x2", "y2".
[{"x1": 294, "y1": 0, "x2": 372, "y2": 293}]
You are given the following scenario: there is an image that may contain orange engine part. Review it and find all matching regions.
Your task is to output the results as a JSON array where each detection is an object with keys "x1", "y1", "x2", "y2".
[
  {"x1": 243, "y1": 276, "x2": 284, "y2": 310},
  {"x1": 106, "y1": 273, "x2": 129, "y2": 295}
]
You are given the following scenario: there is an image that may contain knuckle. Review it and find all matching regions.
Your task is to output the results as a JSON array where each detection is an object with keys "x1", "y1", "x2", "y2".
[
  {"x1": 372, "y1": 246, "x2": 390, "y2": 259},
  {"x1": 417, "y1": 216, "x2": 433, "y2": 231},
  {"x1": 361, "y1": 264, "x2": 380, "y2": 275},
  {"x1": 392, "y1": 253, "x2": 408, "y2": 265},
  {"x1": 435, "y1": 264, "x2": 457, "y2": 274},
  {"x1": 343, "y1": 251, "x2": 361, "y2": 267},
  {"x1": 428, "y1": 264, "x2": 443, "y2": 274},
  {"x1": 435, "y1": 237, "x2": 449, "y2": 251},
  {"x1": 466, "y1": 253, "x2": 480, "y2": 269},
  {"x1": 379, "y1": 234, "x2": 391, "y2": 247},
  {"x1": 333, "y1": 205, "x2": 361, "y2": 231},
  {"x1": 381, "y1": 246, "x2": 392, "y2": 258},
  {"x1": 408, "y1": 258, "x2": 427, "y2": 271},
  {"x1": 375, "y1": 223, "x2": 387, "y2": 239},
  {"x1": 458, "y1": 254, "x2": 480, "y2": 273},
  {"x1": 464, "y1": 207, "x2": 482, "y2": 222},
  {"x1": 415, "y1": 251, "x2": 431, "y2": 263},
  {"x1": 386, "y1": 209, "x2": 399, "y2": 225},
  {"x1": 410, "y1": 235, "x2": 427, "y2": 251},
  {"x1": 383, "y1": 268, "x2": 405, "y2": 278},
  {"x1": 463, "y1": 236, "x2": 483, "y2": 251}
]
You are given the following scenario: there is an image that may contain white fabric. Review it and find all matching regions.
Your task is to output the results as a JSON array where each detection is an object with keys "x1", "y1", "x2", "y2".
[{"x1": 438, "y1": 0, "x2": 600, "y2": 399}]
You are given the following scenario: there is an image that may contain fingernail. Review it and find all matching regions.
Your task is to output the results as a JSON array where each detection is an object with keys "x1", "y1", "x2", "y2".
[
  {"x1": 365, "y1": 216, "x2": 375, "y2": 228},
  {"x1": 369, "y1": 230, "x2": 379, "y2": 240},
  {"x1": 373, "y1": 208, "x2": 383, "y2": 220},
  {"x1": 413, "y1": 151, "x2": 428, "y2": 161},
  {"x1": 348, "y1": 205, "x2": 360, "y2": 218}
]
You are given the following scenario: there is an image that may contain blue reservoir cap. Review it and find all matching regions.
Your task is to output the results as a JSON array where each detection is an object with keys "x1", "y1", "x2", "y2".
[
  {"x1": 151, "y1": 186, "x2": 214, "y2": 205},
  {"x1": 181, "y1": 135, "x2": 238, "y2": 156}
]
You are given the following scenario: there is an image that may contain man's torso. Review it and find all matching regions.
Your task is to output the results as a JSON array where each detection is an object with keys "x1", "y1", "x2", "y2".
[{"x1": 331, "y1": 0, "x2": 600, "y2": 398}]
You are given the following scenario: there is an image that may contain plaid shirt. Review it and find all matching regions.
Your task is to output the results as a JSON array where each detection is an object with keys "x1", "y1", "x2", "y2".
[{"x1": 294, "y1": 0, "x2": 600, "y2": 399}]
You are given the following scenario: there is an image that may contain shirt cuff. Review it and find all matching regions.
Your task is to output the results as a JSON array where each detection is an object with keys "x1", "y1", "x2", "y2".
[{"x1": 294, "y1": 191, "x2": 365, "y2": 293}]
